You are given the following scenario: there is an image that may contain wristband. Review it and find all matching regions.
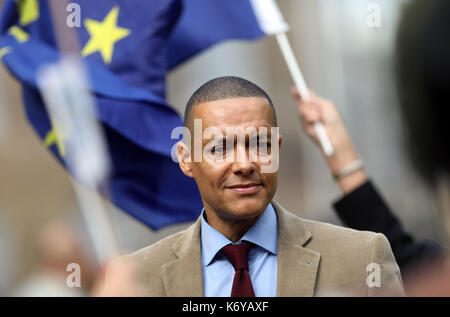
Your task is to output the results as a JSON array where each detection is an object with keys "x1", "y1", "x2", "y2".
[{"x1": 333, "y1": 159, "x2": 364, "y2": 181}]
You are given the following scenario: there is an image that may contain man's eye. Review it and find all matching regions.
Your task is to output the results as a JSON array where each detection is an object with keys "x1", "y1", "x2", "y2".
[
  {"x1": 258, "y1": 142, "x2": 271, "y2": 154},
  {"x1": 211, "y1": 146, "x2": 224, "y2": 153},
  {"x1": 258, "y1": 142, "x2": 271, "y2": 148}
]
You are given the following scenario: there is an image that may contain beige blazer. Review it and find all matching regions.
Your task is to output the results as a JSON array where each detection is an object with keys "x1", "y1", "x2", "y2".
[{"x1": 128, "y1": 201, "x2": 404, "y2": 296}]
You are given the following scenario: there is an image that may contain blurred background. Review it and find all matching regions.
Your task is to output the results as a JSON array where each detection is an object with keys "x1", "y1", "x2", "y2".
[{"x1": 0, "y1": 0, "x2": 444, "y2": 295}]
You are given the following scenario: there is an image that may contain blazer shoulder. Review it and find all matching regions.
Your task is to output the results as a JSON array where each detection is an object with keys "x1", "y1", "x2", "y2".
[
  {"x1": 274, "y1": 200, "x2": 383, "y2": 250},
  {"x1": 302, "y1": 218, "x2": 403, "y2": 296},
  {"x1": 128, "y1": 230, "x2": 184, "y2": 266},
  {"x1": 301, "y1": 217, "x2": 383, "y2": 249},
  {"x1": 127, "y1": 216, "x2": 202, "y2": 269},
  {"x1": 122, "y1": 229, "x2": 188, "y2": 296},
  {"x1": 127, "y1": 228, "x2": 189, "y2": 275}
]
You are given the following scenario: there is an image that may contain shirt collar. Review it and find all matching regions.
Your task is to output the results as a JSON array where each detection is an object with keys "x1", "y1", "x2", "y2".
[{"x1": 200, "y1": 203, "x2": 278, "y2": 267}]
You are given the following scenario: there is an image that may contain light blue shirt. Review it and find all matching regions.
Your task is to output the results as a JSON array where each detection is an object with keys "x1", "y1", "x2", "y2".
[{"x1": 200, "y1": 203, "x2": 278, "y2": 297}]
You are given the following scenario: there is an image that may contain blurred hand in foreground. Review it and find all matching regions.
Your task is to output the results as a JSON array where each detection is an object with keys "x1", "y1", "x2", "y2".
[{"x1": 91, "y1": 256, "x2": 145, "y2": 297}]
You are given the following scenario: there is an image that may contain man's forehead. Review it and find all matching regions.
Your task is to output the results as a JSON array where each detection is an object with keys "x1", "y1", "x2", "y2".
[{"x1": 193, "y1": 97, "x2": 275, "y2": 126}]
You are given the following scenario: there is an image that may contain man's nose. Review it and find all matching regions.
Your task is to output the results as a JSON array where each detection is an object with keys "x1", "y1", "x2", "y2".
[
  {"x1": 231, "y1": 160, "x2": 256, "y2": 175},
  {"x1": 231, "y1": 149, "x2": 256, "y2": 175}
]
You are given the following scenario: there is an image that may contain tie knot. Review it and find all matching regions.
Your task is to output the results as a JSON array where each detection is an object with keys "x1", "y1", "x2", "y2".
[{"x1": 220, "y1": 242, "x2": 254, "y2": 271}]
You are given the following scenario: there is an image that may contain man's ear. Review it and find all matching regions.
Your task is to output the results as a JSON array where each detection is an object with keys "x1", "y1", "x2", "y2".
[
  {"x1": 176, "y1": 141, "x2": 194, "y2": 178},
  {"x1": 278, "y1": 134, "x2": 282, "y2": 150}
]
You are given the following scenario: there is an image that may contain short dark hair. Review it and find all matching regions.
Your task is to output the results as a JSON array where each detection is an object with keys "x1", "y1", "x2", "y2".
[{"x1": 184, "y1": 76, "x2": 277, "y2": 128}]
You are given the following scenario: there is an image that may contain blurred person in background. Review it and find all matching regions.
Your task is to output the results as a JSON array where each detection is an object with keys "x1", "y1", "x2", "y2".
[
  {"x1": 11, "y1": 219, "x2": 95, "y2": 296},
  {"x1": 292, "y1": 0, "x2": 449, "y2": 296}
]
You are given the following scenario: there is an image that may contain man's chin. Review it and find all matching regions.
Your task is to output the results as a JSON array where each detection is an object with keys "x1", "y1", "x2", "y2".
[{"x1": 224, "y1": 199, "x2": 268, "y2": 220}]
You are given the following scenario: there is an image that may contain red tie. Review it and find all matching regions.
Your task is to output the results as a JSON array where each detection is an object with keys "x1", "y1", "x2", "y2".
[{"x1": 220, "y1": 242, "x2": 255, "y2": 297}]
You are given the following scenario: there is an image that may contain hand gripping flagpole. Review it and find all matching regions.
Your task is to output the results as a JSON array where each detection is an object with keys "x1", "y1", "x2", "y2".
[{"x1": 275, "y1": 32, "x2": 334, "y2": 156}]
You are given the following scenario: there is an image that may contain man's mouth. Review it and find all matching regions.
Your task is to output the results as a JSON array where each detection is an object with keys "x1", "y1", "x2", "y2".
[{"x1": 226, "y1": 183, "x2": 262, "y2": 194}]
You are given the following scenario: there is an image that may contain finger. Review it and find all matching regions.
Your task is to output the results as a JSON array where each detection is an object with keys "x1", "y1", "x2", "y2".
[
  {"x1": 291, "y1": 86, "x2": 314, "y2": 102},
  {"x1": 297, "y1": 96, "x2": 322, "y2": 113},
  {"x1": 305, "y1": 123, "x2": 318, "y2": 139},
  {"x1": 308, "y1": 91, "x2": 334, "y2": 111},
  {"x1": 299, "y1": 106, "x2": 322, "y2": 123},
  {"x1": 291, "y1": 86, "x2": 301, "y2": 100}
]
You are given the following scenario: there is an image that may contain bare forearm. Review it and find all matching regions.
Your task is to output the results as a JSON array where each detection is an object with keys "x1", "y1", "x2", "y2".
[
  {"x1": 292, "y1": 88, "x2": 368, "y2": 195},
  {"x1": 325, "y1": 141, "x2": 368, "y2": 195}
]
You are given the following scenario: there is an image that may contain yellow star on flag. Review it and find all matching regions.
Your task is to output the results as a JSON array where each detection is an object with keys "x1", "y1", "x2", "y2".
[
  {"x1": 0, "y1": 47, "x2": 12, "y2": 59},
  {"x1": 44, "y1": 120, "x2": 66, "y2": 157},
  {"x1": 8, "y1": 26, "x2": 29, "y2": 43},
  {"x1": 81, "y1": 6, "x2": 130, "y2": 64},
  {"x1": 15, "y1": 0, "x2": 39, "y2": 26}
]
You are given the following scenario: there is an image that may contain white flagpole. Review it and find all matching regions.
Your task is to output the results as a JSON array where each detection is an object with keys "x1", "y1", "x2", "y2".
[
  {"x1": 37, "y1": 58, "x2": 119, "y2": 263},
  {"x1": 275, "y1": 32, "x2": 334, "y2": 156},
  {"x1": 248, "y1": 0, "x2": 335, "y2": 156},
  {"x1": 36, "y1": 0, "x2": 120, "y2": 264}
]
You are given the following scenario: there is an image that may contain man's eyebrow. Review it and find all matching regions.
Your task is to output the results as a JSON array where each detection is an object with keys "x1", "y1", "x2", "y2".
[
  {"x1": 201, "y1": 136, "x2": 226, "y2": 145},
  {"x1": 201, "y1": 126, "x2": 273, "y2": 141}
]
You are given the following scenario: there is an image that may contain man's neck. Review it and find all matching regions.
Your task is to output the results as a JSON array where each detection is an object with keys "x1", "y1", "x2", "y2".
[{"x1": 203, "y1": 208, "x2": 260, "y2": 242}]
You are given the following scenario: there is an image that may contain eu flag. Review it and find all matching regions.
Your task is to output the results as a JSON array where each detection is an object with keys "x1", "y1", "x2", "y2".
[
  {"x1": 0, "y1": 0, "x2": 203, "y2": 229},
  {"x1": 168, "y1": 0, "x2": 288, "y2": 69},
  {"x1": 0, "y1": 0, "x2": 288, "y2": 230}
]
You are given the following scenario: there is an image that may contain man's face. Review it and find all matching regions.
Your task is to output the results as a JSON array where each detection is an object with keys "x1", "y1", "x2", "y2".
[{"x1": 179, "y1": 97, "x2": 281, "y2": 222}]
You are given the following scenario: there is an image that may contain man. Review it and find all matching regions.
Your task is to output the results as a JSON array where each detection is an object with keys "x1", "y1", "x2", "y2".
[{"x1": 128, "y1": 76, "x2": 404, "y2": 297}]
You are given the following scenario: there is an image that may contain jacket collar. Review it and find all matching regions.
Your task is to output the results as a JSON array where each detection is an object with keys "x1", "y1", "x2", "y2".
[
  {"x1": 272, "y1": 201, "x2": 321, "y2": 296},
  {"x1": 161, "y1": 216, "x2": 204, "y2": 296}
]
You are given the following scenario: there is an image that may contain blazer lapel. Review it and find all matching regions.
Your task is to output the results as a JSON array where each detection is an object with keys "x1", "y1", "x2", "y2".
[
  {"x1": 161, "y1": 217, "x2": 204, "y2": 297},
  {"x1": 272, "y1": 201, "x2": 321, "y2": 297}
]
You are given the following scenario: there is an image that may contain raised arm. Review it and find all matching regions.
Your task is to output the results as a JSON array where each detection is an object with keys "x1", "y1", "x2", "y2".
[{"x1": 291, "y1": 88, "x2": 444, "y2": 276}]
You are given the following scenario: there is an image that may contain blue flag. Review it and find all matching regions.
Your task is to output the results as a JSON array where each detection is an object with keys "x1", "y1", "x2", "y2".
[
  {"x1": 168, "y1": 0, "x2": 289, "y2": 68},
  {"x1": 0, "y1": 0, "x2": 288, "y2": 230},
  {"x1": 0, "y1": 0, "x2": 202, "y2": 230}
]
